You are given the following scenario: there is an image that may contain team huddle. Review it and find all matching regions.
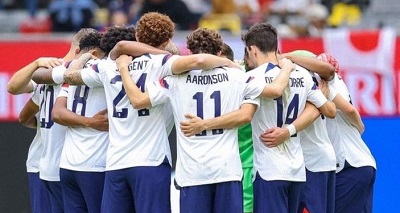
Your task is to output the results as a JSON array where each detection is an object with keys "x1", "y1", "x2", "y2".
[{"x1": 7, "y1": 12, "x2": 376, "y2": 213}]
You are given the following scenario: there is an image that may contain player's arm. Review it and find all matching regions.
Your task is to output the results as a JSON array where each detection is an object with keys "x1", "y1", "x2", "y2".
[
  {"x1": 64, "y1": 53, "x2": 93, "y2": 85},
  {"x1": 52, "y1": 96, "x2": 108, "y2": 131},
  {"x1": 7, "y1": 57, "x2": 63, "y2": 94},
  {"x1": 31, "y1": 67, "x2": 58, "y2": 84},
  {"x1": 332, "y1": 93, "x2": 365, "y2": 134},
  {"x1": 19, "y1": 99, "x2": 39, "y2": 129},
  {"x1": 109, "y1": 41, "x2": 169, "y2": 60},
  {"x1": 282, "y1": 53, "x2": 335, "y2": 81},
  {"x1": 116, "y1": 55, "x2": 152, "y2": 109},
  {"x1": 180, "y1": 103, "x2": 257, "y2": 137},
  {"x1": 259, "y1": 58, "x2": 295, "y2": 98},
  {"x1": 260, "y1": 102, "x2": 320, "y2": 147},
  {"x1": 170, "y1": 53, "x2": 241, "y2": 75}
]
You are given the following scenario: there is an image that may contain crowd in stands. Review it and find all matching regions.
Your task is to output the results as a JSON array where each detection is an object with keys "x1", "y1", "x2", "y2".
[{"x1": 1, "y1": 0, "x2": 371, "y2": 36}]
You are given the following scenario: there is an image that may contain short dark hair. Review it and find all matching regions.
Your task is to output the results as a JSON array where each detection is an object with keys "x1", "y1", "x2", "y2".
[
  {"x1": 100, "y1": 26, "x2": 136, "y2": 55},
  {"x1": 79, "y1": 32, "x2": 102, "y2": 52},
  {"x1": 221, "y1": 43, "x2": 234, "y2": 61},
  {"x1": 72, "y1": 28, "x2": 98, "y2": 46},
  {"x1": 186, "y1": 28, "x2": 223, "y2": 55},
  {"x1": 241, "y1": 23, "x2": 278, "y2": 54}
]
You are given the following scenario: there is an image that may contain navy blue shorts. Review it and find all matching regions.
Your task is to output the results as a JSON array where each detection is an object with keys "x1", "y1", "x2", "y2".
[
  {"x1": 60, "y1": 168, "x2": 105, "y2": 213},
  {"x1": 28, "y1": 172, "x2": 51, "y2": 213},
  {"x1": 101, "y1": 158, "x2": 171, "y2": 213},
  {"x1": 335, "y1": 161, "x2": 376, "y2": 213},
  {"x1": 298, "y1": 169, "x2": 335, "y2": 213},
  {"x1": 179, "y1": 181, "x2": 243, "y2": 213},
  {"x1": 42, "y1": 179, "x2": 64, "y2": 213},
  {"x1": 254, "y1": 172, "x2": 305, "y2": 213}
]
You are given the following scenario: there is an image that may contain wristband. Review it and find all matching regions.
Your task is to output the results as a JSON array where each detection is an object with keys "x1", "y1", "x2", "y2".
[
  {"x1": 286, "y1": 124, "x2": 296, "y2": 136},
  {"x1": 52, "y1": 66, "x2": 67, "y2": 84}
]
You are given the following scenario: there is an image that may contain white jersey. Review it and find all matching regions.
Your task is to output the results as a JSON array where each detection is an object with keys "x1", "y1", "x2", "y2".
[
  {"x1": 149, "y1": 67, "x2": 262, "y2": 187},
  {"x1": 26, "y1": 83, "x2": 43, "y2": 173},
  {"x1": 300, "y1": 73, "x2": 337, "y2": 172},
  {"x1": 248, "y1": 63, "x2": 328, "y2": 182},
  {"x1": 38, "y1": 69, "x2": 66, "y2": 181},
  {"x1": 58, "y1": 59, "x2": 109, "y2": 172},
  {"x1": 81, "y1": 54, "x2": 176, "y2": 171},
  {"x1": 327, "y1": 73, "x2": 376, "y2": 171}
]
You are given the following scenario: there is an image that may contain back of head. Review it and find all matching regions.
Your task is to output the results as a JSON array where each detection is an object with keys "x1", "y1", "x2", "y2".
[
  {"x1": 79, "y1": 32, "x2": 103, "y2": 53},
  {"x1": 242, "y1": 23, "x2": 278, "y2": 53},
  {"x1": 221, "y1": 43, "x2": 234, "y2": 61},
  {"x1": 72, "y1": 28, "x2": 98, "y2": 47},
  {"x1": 101, "y1": 26, "x2": 136, "y2": 55},
  {"x1": 136, "y1": 12, "x2": 175, "y2": 48},
  {"x1": 186, "y1": 28, "x2": 223, "y2": 55},
  {"x1": 317, "y1": 53, "x2": 340, "y2": 73}
]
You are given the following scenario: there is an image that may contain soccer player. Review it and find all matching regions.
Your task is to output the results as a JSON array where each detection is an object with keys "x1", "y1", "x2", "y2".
[
  {"x1": 7, "y1": 28, "x2": 95, "y2": 212},
  {"x1": 242, "y1": 23, "x2": 336, "y2": 213},
  {"x1": 11, "y1": 58, "x2": 61, "y2": 213},
  {"x1": 318, "y1": 53, "x2": 376, "y2": 213},
  {"x1": 52, "y1": 31, "x2": 108, "y2": 213}
]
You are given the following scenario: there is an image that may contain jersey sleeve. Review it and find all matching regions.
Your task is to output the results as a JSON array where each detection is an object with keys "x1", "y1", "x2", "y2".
[
  {"x1": 81, "y1": 63, "x2": 103, "y2": 87},
  {"x1": 306, "y1": 75, "x2": 328, "y2": 108},
  {"x1": 148, "y1": 78, "x2": 169, "y2": 107},
  {"x1": 159, "y1": 54, "x2": 179, "y2": 77},
  {"x1": 328, "y1": 84, "x2": 338, "y2": 101},
  {"x1": 244, "y1": 74, "x2": 265, "y2": 100},
  {"x1": 30, "y1": 84, "x2": 41, "y2": 106},
  {"x1": 57, "y1": 84, "x2": 69, "y2": 98}
]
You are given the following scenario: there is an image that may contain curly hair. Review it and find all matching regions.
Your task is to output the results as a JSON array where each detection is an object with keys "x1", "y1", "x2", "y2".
[
  {"x1": 100, "y1": 26, "x2": 136, "y2": 55},
  {"x1": 79, "y1": 32, "x2": 102, "y2": 52},
  {"x1": 136, "y1": 12, "x2": 175, "y2": 48},
  {"x1": 186, "y1": 28, "x2": 223, "y2": 55}
]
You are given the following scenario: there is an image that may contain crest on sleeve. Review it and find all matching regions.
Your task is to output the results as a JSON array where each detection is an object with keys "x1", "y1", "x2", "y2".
[
  {"x1": 92, "y1": 64, "x2": 99, "y2": 73},
  {"x1": 159, "y1": 78, "x2": 169, "y2": 89}
]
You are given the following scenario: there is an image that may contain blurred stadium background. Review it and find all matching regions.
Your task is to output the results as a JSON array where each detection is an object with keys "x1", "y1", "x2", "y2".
[{"x1": 0, "y1": 0, "x2": 399, "y2": 212}]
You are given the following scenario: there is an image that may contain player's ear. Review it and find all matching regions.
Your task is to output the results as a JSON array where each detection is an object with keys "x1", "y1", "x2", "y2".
[{"x1": 74, "y1": 48, "x2": 80, "y2": 55}]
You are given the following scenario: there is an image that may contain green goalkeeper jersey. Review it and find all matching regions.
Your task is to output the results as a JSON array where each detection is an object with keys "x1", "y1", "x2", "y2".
[{"x1": 238, "y1": 123, "x2": 253, "y2": 168}]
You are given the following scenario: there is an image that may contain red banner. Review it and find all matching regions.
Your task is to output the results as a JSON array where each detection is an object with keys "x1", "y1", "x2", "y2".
[{"x1": 1, "y1": 30, "x2": 399, "y2": 121}]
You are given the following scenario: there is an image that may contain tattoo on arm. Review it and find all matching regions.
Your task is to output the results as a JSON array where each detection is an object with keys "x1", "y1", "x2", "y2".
[{"x1": 64, "y1": 70, "x2": 84, "y2": 85}]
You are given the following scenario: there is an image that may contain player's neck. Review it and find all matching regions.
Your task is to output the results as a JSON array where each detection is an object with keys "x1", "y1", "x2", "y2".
[{"x1": 257, "y1": 52, "x2": 278, "y2": 67}]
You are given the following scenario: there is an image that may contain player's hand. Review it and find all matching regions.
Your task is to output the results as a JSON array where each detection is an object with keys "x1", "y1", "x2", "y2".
[
  {"x1": 260, "y1": 127, "x2": 290, "y2": 148},
  {"x1": 88, "y1": 109, "x2": 108, "y2": 131},
  {"x1": 279, "y1": 58, "x2": 296, "y2": 72},
  {"x1": 116, "y1": 55, "x2": 133, "y2": 72},
  {"x1": 35, "y1": 57, "x2": 63, "y2": 69},
  {"x1": 356, "y1": 122, "x2": 365, "y2": 135},
  {"x1": 180, "y1": 114, "x2": 205, "y2": 137},
  {"x1": 226, "y1": 59, "x2": 243, "y2": 70}
]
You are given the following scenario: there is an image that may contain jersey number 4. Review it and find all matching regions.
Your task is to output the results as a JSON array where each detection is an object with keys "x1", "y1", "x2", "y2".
[
  {"x1": 193, "y1": 91, "x2": 223, "y2": 136},
  {"x1": 275, "y1": 94, "x2": 299, "y2": 137},
  {"x1": 110, "y1": 73, "x2": 149, "y2": 118}
]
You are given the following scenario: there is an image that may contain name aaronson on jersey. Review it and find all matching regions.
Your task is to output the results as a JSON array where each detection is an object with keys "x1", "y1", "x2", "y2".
[{"x1": 186, "y1": 73, "x2": 229, "y2": 85}]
